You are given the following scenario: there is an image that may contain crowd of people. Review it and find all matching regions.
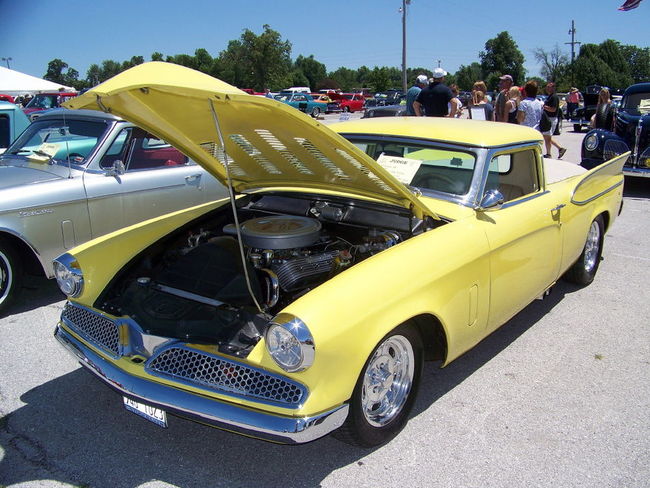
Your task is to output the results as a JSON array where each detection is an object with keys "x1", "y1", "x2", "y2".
[{"x1": 405, "y1": 70, "x2": 569, "y2": 159}]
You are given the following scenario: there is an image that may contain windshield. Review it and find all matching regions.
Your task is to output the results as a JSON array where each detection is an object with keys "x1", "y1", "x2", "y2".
[
  {"x1": 346, "y1": 138, "x2": 477, "y2": 195},
  {"x1": 3, "y1": 118, "x2": 110, "y2": 164},
  {"x1": 622, "y1": 92, "x2": 650, "y2": 115},
  {"x1": 24, "y1": 94, "x2": 57, "y2": 110}
]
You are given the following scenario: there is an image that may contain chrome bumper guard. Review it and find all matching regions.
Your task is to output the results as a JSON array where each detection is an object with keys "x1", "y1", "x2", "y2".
[{"x1": 54, "y1": 324, "x2": 349, "y2": 444}]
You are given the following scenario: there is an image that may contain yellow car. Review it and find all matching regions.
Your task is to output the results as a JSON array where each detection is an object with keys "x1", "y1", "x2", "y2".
[{"x1": 54, "y1": 63, "x2": 626, "y2": 447}]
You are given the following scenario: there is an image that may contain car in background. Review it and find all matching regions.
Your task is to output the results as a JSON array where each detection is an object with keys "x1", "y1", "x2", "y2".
[
  {"x1": 0, "y1": 109, "x2": 226, "y2": 314},
  {"x1": 273, "y1": 92, "x2": 324, "y2": 117},
  {"x1": 366, "y1": 90, "x2": 404, "y2": 108},
  {"x1": 581, "y1": 82, "x2": 650, "y2": 177},
  {"x1": 570, "y1": 85, "x2": 601, "y2": 132},
  {"x1": 311, "y1": 93, "x2": 342, "y2": 113},
  {"x1": 0, "y1": 100, "x2": 30, "y2": 154},
  {"x1": 52, "y1": 62, "x2": 624, "y2": 448},
  {"x1": 22, "y1": 92, "x2": 77, "y2": 120},
  {"x1": 362, "y1": 101, "x2": 407, "y2": 118},
  {"x1": 0, "y1": 94, "x2": 15, "y2": 103},
  {"x1": 331, "y1": 93, "x2": 365, "y2": 113}
]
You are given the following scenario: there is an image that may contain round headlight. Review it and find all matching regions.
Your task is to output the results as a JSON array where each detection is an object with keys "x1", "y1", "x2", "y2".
[
  {"x1": 53, "y1": 253, "x2": 84, "y2": 297},
  {"x1": 584, "y1": 133, "x2": 599, "y2": 152},
  {"x1": 265, "y1": 314, "x2": 314, "y2": 373}
]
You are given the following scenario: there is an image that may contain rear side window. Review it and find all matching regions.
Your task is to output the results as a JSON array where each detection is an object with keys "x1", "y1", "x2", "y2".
[
  {"x1": 0, "y1": 114, "x2": 9, "y2": 149},
  {"x1": 486, "y1": 150, "x2": 539, "y2": 202}
]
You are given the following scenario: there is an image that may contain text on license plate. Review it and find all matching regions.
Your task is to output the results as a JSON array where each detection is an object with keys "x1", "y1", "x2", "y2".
[{"x1": 123, "y1": 397, "x2": 167, "y2": 428}]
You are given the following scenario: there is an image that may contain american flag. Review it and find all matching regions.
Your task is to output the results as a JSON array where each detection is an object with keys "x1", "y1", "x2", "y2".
[{"x1": 618, "y1": 0, "x2": 643, "y2": 10}]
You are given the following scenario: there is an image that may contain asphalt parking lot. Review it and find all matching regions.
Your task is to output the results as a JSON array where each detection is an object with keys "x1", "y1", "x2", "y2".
[{"x1": 1, "y1": 116, "x2": 648, "y2": 488}]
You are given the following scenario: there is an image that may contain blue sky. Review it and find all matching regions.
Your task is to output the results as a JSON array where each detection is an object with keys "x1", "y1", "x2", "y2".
[{"x1": 0, "y1": 0, "x2": 647, "y2": 82}]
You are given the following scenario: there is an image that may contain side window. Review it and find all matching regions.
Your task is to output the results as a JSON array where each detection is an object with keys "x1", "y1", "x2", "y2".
[
  {"x1": 126, "y1": 133, "x2": 188, "y2": 171},
  {"x1": 100, "y1": 128, "x2": 131, "y2": 169},
  {"x1": 0, "y1": 114, "x2": 9, "y2": 149},
  {"x1": 487, "y1": 149, "x2": 539, "y2": 202}
]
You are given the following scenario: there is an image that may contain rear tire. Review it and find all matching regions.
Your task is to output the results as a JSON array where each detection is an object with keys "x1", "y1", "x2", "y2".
[
  {"x1": 311, "y1": 107, "x2": 321, "y2": 118},
  {"x1": 333, "y1": 323, "x2": 423, "y2": 447},
  {"x1": 564, "y1": 215, "x2": 604, "y2": 286},
  {"x1": 573, "y1": 124, "x2": 582, "y2": 132},
  {"x1": 0, "y1": 237, "x2": 24, "y2": 315}
]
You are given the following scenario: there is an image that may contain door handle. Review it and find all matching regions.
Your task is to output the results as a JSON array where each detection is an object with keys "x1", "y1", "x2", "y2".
[
  {"x1": 185, "y1": 173, "x2": 202, "y2": 182},
  {"x1": 551, "y1": 204, "x2": 566, "y2": 212}
]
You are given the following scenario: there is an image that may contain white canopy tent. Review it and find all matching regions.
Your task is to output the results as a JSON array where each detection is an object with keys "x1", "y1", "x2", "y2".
[{"x1": 0, "y1": 66, "x2": 75, "y2": 96}]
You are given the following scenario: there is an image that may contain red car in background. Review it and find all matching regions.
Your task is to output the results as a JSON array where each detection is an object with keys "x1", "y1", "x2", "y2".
[
  {"x1": 23, "y1": 92, "x2": 77, "y2": 119},
  {"x1": 331, "y1": 93, "x2": 365, "y2": 112}
]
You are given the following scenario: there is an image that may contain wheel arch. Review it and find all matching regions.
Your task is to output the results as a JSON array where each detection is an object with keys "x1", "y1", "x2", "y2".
[
  {"x1": 0, "y1": 230, "x2": 47, "y2": 277},
  {"x1": 406, "y1": 313, "x2": 448, "y2": 363}
]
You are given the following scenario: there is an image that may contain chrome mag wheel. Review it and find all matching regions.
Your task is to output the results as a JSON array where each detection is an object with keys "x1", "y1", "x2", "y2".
[
  {"x1": 584, "y1": 220, "x2": 601, "y2": 272},
  {"x1": 361, "y1": 334, "x2": 415, "y2": 427}
]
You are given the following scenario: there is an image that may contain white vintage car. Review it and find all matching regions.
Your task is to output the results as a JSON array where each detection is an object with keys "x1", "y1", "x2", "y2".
[{"x1": 0, "y1": 109, "x2": 226, "y2": 314}]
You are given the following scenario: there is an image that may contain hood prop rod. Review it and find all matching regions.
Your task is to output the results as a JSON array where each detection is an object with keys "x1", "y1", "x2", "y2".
[{"x1": 209, "y1": 99, "x2": 267, "y2": 317}]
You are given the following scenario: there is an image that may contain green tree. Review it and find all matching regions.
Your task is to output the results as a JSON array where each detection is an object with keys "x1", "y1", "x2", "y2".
[
  {"x1": 151, "y1": 52, "x2": 164, "y2": 62},
  {"x1": 452, "y1": 63, "x2": 482, "y2": 91},
  {"x1": 573, "y1": 41, "x2": 633, "y2": 90},
  {"x1": 328, "y1": 67, "x2": 357, "y2": 91},
  {"x1": 479, "y1": 32, "x2": 526, "y2": 85},
  {"x1": 368, "y1": 67, "x2": 392, "y2": 92},
  {"x1": 217, "y1": 25, "x2": 292, "y2": 91},
  {"x1": 44, "y1": 59, "x2": 84, "y2": 89},
  {"x1": 619, "y1": 45, "x2": 650, "y2": 83},
  {"x1": 295, "y1": 55, "x2": 327, "y2": 91}
]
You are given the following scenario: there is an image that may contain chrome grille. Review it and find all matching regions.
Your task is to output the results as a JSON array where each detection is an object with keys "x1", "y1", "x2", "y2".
[
  {"x1": 61, "y1": 303, "x2": 120, "y2": 356},
  {"x1": 147, "y1": 346, "x2": 305, "y2": 407}
]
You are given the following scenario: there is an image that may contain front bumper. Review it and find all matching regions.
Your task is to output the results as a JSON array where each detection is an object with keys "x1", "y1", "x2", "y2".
[{"x1": 54, "y1": 324, "x2": 348, "y2": 444}]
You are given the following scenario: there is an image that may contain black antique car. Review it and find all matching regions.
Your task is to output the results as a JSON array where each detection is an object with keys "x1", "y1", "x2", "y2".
[
  {"x1": 581, "y1": 82, "x2": 650, "y2": 177},
  {"x1": 570, "y1": 85, "x2": 601, "y2": 132}
]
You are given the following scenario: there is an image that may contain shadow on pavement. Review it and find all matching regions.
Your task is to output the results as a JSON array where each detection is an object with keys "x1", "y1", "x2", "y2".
[
  {"x1": 623, "y1": 175, "x2": 650, "y2": 199},
  {"x1": 0, "y1": 279, "x2": 582, "y2": 488}
]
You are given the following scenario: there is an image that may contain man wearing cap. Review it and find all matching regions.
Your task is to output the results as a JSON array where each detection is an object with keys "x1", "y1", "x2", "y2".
[
  {"x1": 413, "y1": 67, "x2": 453, "y2": 117},
  {"x1": 494, "y1": 74, "x2": 513, "y2": 122},
  {"x1": 406, "y1": 74, "x2": 429, "y2": 116}
]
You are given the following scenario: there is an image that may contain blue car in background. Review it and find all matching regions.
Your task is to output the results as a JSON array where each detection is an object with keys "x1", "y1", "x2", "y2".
[{"x1": 274, "y1": 92, "x2": 324, "y2": 118}]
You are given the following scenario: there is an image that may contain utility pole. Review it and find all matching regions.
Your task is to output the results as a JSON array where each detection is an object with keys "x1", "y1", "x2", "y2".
[
  {"x1": 400, "y1": 0, "x2": 411, "y2": 94},
  {"x1": 1, "y1": 57, "x2": 12, "y2": 69},
  {"x1": 565, "y1": 20, "x2": 581, "y2": 86}
]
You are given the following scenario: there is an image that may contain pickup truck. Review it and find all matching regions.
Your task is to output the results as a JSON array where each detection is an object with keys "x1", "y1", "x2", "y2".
[
  {"x1": 0, "y1": 109, "x2": 226, "y2": 315},
  {"x1": 53, "y1": 62, "x2": 626, "y2": 447},
  {"x1": 0, "y1": 101, "x2": 30, "y2": 154}
]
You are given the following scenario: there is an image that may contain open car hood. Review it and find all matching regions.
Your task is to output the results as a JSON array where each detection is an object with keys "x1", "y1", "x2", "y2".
[{"x1": 65, "y1": 62, "x2": 436, "y2": 221}]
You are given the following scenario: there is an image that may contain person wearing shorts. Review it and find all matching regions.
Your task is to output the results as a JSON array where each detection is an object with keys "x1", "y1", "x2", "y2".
[{"x1": 542, "y1": 82, "x2": 566, "y2": 159}]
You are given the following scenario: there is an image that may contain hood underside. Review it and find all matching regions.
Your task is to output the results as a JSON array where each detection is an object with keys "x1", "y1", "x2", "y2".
[{"x1": 65, "y1": 62, "x2": 435, "y2": 220}]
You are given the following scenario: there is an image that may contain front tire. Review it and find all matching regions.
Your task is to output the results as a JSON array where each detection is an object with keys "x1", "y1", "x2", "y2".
[
  {"x1": 573, "y1": 123, "x2": 582, "y2": 132},
  {"x1": 310, "y1": 107, "x2": 321, "y2": 118},
  {"x1": 564, "y1": 215, "x2": 604, "y2": 286},
  {"x1": 334, "y1": 323, "x2": 423, "y2": 447},
  {"x1": 0, "y1": 237, "x2": 24, "y2": 315}
]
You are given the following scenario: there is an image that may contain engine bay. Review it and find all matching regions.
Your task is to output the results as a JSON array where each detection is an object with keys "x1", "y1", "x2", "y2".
[{"x1": 97, "y1": 192, "x2": 437, "y2": 358}]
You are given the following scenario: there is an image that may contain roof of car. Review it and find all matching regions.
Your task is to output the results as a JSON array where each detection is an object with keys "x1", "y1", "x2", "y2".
[
  {"x1": 330, "y1": 117, "x2": 543, "y2": 148},
  {"x1": 624, "y1": 83, "x2": 650, "y2": 95},
  {"x1": 33, "y1": 108, "x2": 123, "y2": 122}
]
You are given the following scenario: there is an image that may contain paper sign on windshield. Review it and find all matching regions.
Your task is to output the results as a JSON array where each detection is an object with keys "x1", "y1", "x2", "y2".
[
  {"x1": 27, "y1": 143, "x2": 59, "y2": 163},
  {"x1": 376, "y1": 154, "x2": 422, "y2": 185}
]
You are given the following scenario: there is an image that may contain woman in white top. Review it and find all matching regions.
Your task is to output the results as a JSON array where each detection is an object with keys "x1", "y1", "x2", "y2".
[{"x1": 517, "y1": 80, "x2": 543, "y2": 129}]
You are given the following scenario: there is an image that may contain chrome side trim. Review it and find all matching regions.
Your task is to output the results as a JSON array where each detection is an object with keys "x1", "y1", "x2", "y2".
[
  {"x1": 571, "y1": 180, "x2": 624, "y2": 206},
  {"x1": 499, "y1": 190, "x2": 550, "y2": 209},
  {"x1": 54, "y1": 324, "x2": 348, "y2": 443}
]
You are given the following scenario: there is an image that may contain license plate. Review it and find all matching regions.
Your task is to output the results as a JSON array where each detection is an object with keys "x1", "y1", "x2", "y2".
[{"x1": 123, "y1": 397, "x2": 167, "y2": 428}]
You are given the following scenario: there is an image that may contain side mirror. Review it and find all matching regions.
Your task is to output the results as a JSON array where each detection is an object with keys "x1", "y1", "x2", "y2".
[
  {"x1": 476, "y1": 189, "x2": 504, "y2": 211},
  {"x1": 105, "y1": 160, "x2": 125, "y2": 177}
]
